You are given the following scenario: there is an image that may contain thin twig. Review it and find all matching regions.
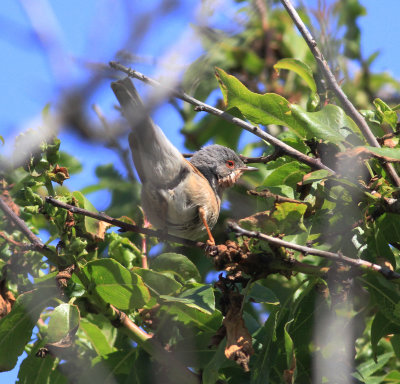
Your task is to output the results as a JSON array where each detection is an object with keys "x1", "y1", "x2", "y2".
[
  {"x1": 279, "y1": 0, "x2": 400, "y2": 187},
  {"x1": 108, "y1": 305, "x2": 200, "y2": 384},
  {"x1": 45, "y1": 196, "x2": 205, "y2": 249},
  {"x1": 227, "y1": 221, "x2": 400, "y2": 280},
  {"x1": 240, "y1": 148, "x2": 283, "y2": 164},
  {"x1": 0, "y1": 196, "x2": 49, "y2": 253},
  {"x1": 109, "y1": 61, "x2": 335, "y2": 174},
  {"x1": 247, "y1": 189, "x2": 311, "y2": 206},
  {"x1": 92, "y1": 104, "x2": 136, "y2": 182}
]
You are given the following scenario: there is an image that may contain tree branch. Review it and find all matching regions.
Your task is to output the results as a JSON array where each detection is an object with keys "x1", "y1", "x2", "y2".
[
  {"x1": 0, "y1": 196, "x2": 51, "y2": 255},
  {"x1": 280, "y1": 0, "x2": 400, "y2": 187},
  {"x1": 45, "y1": 196, "x2": 205, "y2": 249},
  {"x1": 227, "y1": 221, "x2": 400, "y2": 280},
  {"x1": 102, "y1": 306, "x2": 200, "y2": 383},
  {"x1": 109, "y1": 61, "x2": 335, "y2": 174}
]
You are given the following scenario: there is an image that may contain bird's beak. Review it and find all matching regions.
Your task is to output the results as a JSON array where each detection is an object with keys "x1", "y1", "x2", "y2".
[{"x1": 238, "y1": 166, "x2": 258, "y2": 172}]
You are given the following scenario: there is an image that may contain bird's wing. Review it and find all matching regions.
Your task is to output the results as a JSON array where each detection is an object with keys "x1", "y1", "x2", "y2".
[{"x1": 111, "y1": 77, "x2": 187, "y2": 186}]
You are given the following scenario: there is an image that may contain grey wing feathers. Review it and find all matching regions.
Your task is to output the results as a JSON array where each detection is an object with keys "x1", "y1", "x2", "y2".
[{"x1": 111, "y1": 77, "x2": 186, "y2": 186}]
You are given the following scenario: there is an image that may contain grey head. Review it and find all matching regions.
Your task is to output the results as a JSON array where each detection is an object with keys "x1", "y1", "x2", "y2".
[{"x1": 190, "y1": 144, "x2": 256, "y2": 197}]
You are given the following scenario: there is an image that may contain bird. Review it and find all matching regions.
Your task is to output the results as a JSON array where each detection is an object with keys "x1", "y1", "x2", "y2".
[{"x1": 111, "y1": 77, "x2": 257, "y2": 244}]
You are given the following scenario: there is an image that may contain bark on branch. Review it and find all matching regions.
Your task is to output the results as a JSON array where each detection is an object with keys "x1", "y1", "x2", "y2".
[
  {"x1": 279, "y1": 0, "x2": 400, "y2": 187},
  {"x1": 227, "y1": 221, "x2": 400, "y2": 280},
  {"x1": 45, "y1": 196, "x2": 205, "y2": 248},
  {"x1": 109, "y1": 61, "x2": 335, "y2": 174}
]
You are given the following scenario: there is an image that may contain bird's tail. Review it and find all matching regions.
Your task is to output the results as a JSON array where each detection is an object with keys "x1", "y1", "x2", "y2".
[{"x1": 111, "y1": 77, "x2": 185, "y2": 185}]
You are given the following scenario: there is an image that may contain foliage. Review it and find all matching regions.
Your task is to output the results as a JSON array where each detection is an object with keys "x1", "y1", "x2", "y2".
[{"x1": 1, "y1": 1, "x2": 400, "y2": 383}]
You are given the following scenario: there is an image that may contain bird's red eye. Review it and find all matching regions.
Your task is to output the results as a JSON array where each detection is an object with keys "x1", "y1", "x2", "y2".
[{"x1": 226, "y1": 160, "x2": 235, "y2": 169}]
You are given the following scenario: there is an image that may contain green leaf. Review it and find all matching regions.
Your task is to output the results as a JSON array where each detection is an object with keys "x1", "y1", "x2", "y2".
[
  {"x1": 248, "y1": 282, "x2": 280, "y2": 305},
  {"x1": 301, "y1": 169, "x2": 333, "y2": 185},
  {"x1": 263, "y1": 161, "x2": 309, "y2": 192},
  {"x1": 0, "y1": 135, "x2": 4, "y2": 145},
  {"x1": 108, "y1": 233, "x2": 141, "y2": 268},
  {"x1": 384, "y1": 370, "x2": 400, "y2": 383},
  {"x1": 272, "y1": 202, "x2": 307, "y2": 234},
  {"x1": 17, "y1": 340, "x2": 66, "y2": 384},
  {"x1": 215, "y1": 67, "x2": 359, "y2": 143},
  {"x1": 251, "y1": 308, "x2": 279, "y2": 384},
  {"x1": 58, "y1": 151, "x2": 82, "y2": 174},
  {"x1": 202, "y1": 342, "x2": 227, "y2": 384},
  {"x1": 178, "y1": 283, "x2": 216, "y2": 312},
  {"x1": 79, "y1": 318, "x2": 115, "y2": 356},
  {"x1": 284, "y1": 319, "x2": 296, "y2": 380},
  {"x1": 353, "y1": 352, "x2": 393, "y2": 380},
  {"x1": 371, "y1": 312, "x2": 400, "y2": 361},
  {"x1": 160, "y1": 284, "x2": 216, "y2": 315},
  {"x1": 356, "y1": 146, "x2": 400, "y2": 162},
  {"x1": 363, "y1": 275, "x2": 400, "y2": 326},
  {"x1": 151, "y1": 253, "x2": 201, "y2": 283},
  {"x1": 374, "y1": 98, "x2": 397, "y2": 129},
  {"x1": 81, "y1": 259, "x2": 150, "y2": 310},
  {"x1": 162, "y1": 296, "x2": 222, "y2": 332},
  {"x1": 133, "y1": 267, "x2": 182, "y2": 296},
  {"x1": 72, "y1": 191, "x2": 100, "y2": 237},
  {"x1": 0, "y1": 287, "x2": 57, "y2": 371},
  {"x1": 274, "y1": 58, "x2": 317, "y2": 93},
  {"x1": 47, "y1": 303, "x2": 80, "y2": 343}
]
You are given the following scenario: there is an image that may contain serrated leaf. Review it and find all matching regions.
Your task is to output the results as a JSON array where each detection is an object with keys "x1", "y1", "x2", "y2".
[
  {"x1": 215, "y1": 67, "x2": 359, "y2": 143},
  {"x1": 274, "y1": 58, "x2": 317, "y2": 93},
  {"x1": 151, "y1": 253, "x2": 201, "y2": 283},
  {"x1": 47, "y1": 303, "x2": 80, "y2": 343},
  {"x1": 81, "y1": 259, "x2": 150, "y2": 310},
  {"x1": 0, "y1": 287, "x2": 57, "y2": 371},
  {"x1": 133, "y1": 267, "x2": 182, "y2": 296}
]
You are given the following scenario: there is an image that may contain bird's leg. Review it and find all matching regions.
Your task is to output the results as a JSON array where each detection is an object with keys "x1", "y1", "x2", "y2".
[{"x1": 198, "y1": 207, "x2": 215, "y2": 246}]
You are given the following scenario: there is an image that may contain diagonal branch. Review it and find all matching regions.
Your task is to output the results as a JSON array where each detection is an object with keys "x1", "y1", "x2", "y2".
[
  {"x1": 108, "y1": 305, "x2": 200, "y2": 384},
  {"x1": 109, "y1": 61, "x2": 335, "y2": 174},
  {"x1": 227, "y1": 221, "x2": 400, "y2": 280},
  {"x1": 45, "y1": 196, "x2": 205, "y2": 248},
  {"x1": 280, "y1": 0, "x2": 400, "y2": 187},
  {"x1": 0, "y1": 196, "x2": 50, "y2": 255}
]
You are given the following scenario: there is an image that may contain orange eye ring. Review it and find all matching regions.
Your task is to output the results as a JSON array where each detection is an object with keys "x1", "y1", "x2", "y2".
[{"x1": 226, "y1": 160, "x2": 235, "y2": 169}]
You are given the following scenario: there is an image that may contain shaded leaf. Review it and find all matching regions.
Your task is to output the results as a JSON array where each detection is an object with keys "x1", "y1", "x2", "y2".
[
  {"x1": 151, "y1": 253, "x2": 201, "y2": 283},
  {"x1": 79, "y1": 318, "x2": 115, "y2": 356},
  {"x1": 133, "y1": 267, "x2": 182, "y2": 296},
  {"x1": 248, "y1": 282, "x2": 280, "y2": 306},
  {"x1": 0, "y1": 287, "x2": 57, "y2": 371},
  {"x1": 353, "y1": 352, "x2": 393, "y2": 381},
  {"x1": 81, "y1": 259, "x2": 150, "y2": 310},
  {"x1": 47, "y1": 303, "x2": 80, "y2": 343}
]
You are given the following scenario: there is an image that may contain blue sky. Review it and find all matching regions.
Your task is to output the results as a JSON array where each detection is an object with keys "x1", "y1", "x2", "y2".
[{"x1": 1, "y1": 0, "x2": 400, "y2": 382}]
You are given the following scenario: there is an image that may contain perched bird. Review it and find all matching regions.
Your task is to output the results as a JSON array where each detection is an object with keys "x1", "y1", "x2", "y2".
[{"x1": 111, "y1": 77, "x2": 256, "y2": 243}]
